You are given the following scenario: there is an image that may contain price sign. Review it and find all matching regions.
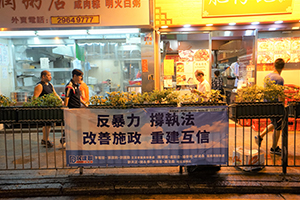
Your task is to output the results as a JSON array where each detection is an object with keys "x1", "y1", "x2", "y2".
[{"x1": 51, "y1": 15, "x2": 100, "y2": 25}]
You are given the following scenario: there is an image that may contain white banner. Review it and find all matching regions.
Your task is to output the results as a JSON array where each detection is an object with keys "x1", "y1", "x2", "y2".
[{"x1": 64, "y1": 106, "x2": 229, "y2": 167}]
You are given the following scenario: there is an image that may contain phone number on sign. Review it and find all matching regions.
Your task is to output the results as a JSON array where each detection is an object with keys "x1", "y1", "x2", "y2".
[{"x1": 51, "y1": 15, "x2": 100, "y2": 25}]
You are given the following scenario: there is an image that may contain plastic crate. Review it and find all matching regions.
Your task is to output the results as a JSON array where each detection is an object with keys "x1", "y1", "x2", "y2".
[
  {"x1": 252, "y1": 119, "x2": 271, "y2": 132},
  {"x1": 238, "y1": 119, "x2": 251, "y2": 126},
  {"x1": 288, "y1": 118, "x2": 300, "y2": 131}
]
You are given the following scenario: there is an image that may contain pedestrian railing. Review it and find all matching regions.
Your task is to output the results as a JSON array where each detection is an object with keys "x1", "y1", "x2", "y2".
[{"x1": 0, "y1": 103, "x2": 299, "y2": 174}]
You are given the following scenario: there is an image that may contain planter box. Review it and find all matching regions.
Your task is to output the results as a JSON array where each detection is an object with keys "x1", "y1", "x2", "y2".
[
  {"x1": 181, "y1": 102, "x2": 226, "y2": 107},
  {"x1": 288, "y1": 102, "x2": 300, "y2": 118},
  {"x1": 17, "y1": 107, "x2": 64, "y2": 122},
  {"x1": 0, "y1": 107, "x2": 17, "y2": 123},
  {"x1": 229, "y1": 102, "x2": 284, "y2": 119},
  {"x1": 88, "y1": 105, "x2": 133, "y2": 109}
]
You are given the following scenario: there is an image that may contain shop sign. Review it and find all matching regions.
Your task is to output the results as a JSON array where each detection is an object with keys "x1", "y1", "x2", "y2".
[
  {"x1": 0, "y1": 0, "x2": 150, "y2": 28},
  {"x1": 203, "y1": 0, "x2": 293, "y2": 18},
  {"x1": 64, "y1": 106, "x2": 228, "y2": 167}
]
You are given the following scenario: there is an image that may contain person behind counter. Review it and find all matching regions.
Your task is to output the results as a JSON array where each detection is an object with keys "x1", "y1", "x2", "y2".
[
  {"x1": 191, "y1": 69, "x2": 211, "y2": 101},
  {"x1": 33, "y1": 70, "x2": 63, "y2": 148},
  {"x1": 64, "y1": 69, "x2": 88, "y2": 108},
  {"x1": 211, "y1": 70, "x2": 223, "y2": 92}
]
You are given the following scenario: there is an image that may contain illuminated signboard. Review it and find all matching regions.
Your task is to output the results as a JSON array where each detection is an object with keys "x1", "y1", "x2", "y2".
[
  {"x1": 203, "y1": 0, "x2": 293, "y2": 18},
  {"x1": 0, "y1": 0, "x2": 149, "y2": 28}
]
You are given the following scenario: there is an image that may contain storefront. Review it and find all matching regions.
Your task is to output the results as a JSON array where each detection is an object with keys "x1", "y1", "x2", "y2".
[
  {"x1": 155, "y1": 0, "x2": 300, "y2": 104},
  {"x1": 0, "y1": 0, "x2": 155, "y2": 101}
]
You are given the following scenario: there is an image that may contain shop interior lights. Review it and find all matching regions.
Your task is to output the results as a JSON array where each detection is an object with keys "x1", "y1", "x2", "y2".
[
  {"x1": 251, "y1": 22, "x2": 260, "y2": 25},
  {"x1": 0, "y1": 28, "x2": 139, "y2": 37},
  {"x1": 0, "y1": 31, "x2": 36, "y2": 37},
  {"x1": 88, "y1": 28, "x2": 139, "y2": 34},
  {"x1": 36, "y1": 30, "x2": 87, "y2": 36},
  {"x1": 274, "y1": 21, "x2": 283, "y2": 24},
  {"x1": 229, "y1": 22, "x2": 236, "y2": 26}
]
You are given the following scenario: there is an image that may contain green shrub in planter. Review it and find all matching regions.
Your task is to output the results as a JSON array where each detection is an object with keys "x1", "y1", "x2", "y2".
[
  {"x1": 0, "y1": 95, "x2": 17, "y2": 123},
  {"x1": 20, "y1": 93, "x2": 63, "y2": 122}
]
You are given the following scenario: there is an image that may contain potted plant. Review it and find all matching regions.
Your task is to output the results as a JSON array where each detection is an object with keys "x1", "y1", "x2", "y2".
[
  {"x1": 0, "y1": 95, "x2": 16, "y2": 123},
  {"x1": 181, "y1": 89, "x2": 226, "y2": 107},
  {"x1": 19, "y1": 93, "x2": 64, "y2": 122},
  {"x1": 229, "y1": 79, "x2": 285, "y2": 120}
]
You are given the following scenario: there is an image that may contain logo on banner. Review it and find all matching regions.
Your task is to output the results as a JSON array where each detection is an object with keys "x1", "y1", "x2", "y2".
[{"x1": 69, "y1": 155, "x2": 93, "y2": 164}]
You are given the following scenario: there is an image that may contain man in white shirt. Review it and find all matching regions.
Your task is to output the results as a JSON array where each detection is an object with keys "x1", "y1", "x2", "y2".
[
  {"x1": 230, "y1": 61, "x2": 239, "y2": 87},
  {"x1": 191, "y1": 70, "x2": 211, "y2": 101}
]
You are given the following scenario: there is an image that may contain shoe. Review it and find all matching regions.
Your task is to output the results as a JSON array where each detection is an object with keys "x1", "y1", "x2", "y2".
[
  {"x1": 255, "y1": 135, "x2": 263, "y2": 147},
  {"x1": 270, "y1": 146, "x2": 281, "y2": 155},
  {"x1": 60, "y1": 137, "x2": 66, "y2": 149},
  {"x1": 41, "y1": 139, "x2": 53, "y2": 148}
]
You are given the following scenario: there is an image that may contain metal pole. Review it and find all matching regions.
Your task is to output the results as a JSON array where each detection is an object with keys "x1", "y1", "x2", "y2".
[{"x1": 282, "y1": 106, "x2": 288, "y2": 174}]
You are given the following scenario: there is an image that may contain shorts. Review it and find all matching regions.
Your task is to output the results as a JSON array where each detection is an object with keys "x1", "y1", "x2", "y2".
[{"x1": 271, "y1": 117, "x2": 282, "y2": 131}]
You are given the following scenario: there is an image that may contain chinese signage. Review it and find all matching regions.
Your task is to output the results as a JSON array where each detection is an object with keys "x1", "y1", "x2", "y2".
[
  {"x1": 0, "y1": 0, "x2": 149, "y2": 28},
  {"x1": 203, "y1": 0, "x2": 293, "y2": 18},
  {"x1": 65, "y1": 106, "x2": 228, "y2": 167}
]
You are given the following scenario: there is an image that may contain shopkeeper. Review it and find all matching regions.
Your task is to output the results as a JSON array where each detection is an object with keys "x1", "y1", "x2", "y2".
[{"x1": 191, "y1": 69, "x2": 211, "y2": 101}]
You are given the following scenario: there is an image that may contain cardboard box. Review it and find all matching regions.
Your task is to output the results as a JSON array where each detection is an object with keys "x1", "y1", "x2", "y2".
[{"x1": 233, "y1": 147, "x2": 264, "y2": 172}]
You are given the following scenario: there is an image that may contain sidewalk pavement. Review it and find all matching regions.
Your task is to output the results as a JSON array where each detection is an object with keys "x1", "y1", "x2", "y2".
[{"x1": 1, "y1": 166, "x2": 300, "y2": 198}]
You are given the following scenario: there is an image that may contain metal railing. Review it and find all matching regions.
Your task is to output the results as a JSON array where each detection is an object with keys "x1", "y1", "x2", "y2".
[{"x1": 0, "y1": 103, "x2": 299, "y2": 174}]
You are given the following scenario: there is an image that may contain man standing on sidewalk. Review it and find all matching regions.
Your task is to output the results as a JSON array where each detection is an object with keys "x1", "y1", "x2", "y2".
[
  {"x1": 60, "y1": 69, "x2": 88, "y2": 147},
  {"x1": 255, "y1": 58, "x2": 285, "y2": 155},
  {"x1": 33, "y1": 70, "x2": 63, "y2": 148}
]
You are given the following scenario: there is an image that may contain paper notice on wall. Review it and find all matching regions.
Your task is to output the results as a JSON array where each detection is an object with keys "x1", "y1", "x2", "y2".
[
  {"x1": 2, "y1": 67, "x2": 8, "y2": 79},
  {"x1": 40, "y1": 58, "x2": 49, "y2": 69},
  {"x1": 164, "y1": 59, "x2": 174, "y2": 75}
]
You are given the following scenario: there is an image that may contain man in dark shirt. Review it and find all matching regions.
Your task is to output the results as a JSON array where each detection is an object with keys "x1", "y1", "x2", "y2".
[
  {"x1": 33, "y1": 70, "x2": 63, "y2": 148},
  {"x1": 60, "y1": 69, "x2": 88, "y2": 148},
  {"x1": 64, "y1": 69, "x2": 88, "y2": 108}
]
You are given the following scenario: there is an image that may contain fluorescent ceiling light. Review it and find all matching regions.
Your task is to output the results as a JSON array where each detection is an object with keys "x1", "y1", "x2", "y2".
[
  {"x1": 274, "y1": 21, "x2": 283, "y2": 24},
  {"x1": 183, "y1": 24, "x2": 191, "y2": 28},
  {"x1": 229, "y1": 22, "x2": 236, "y2": 26},
  {"x1": 37, "y1": 30, "x2": 87, "y2": 36},
  {"x1": 88, "y1": 28, "x2": 139, "y2": 35},
  {"x1": 292, "y1": 27, "x2": 300, "y2": 30},
  {"x1": 245, "y1": 30, "x2": 254, "y2": 36},
  {"x1": 251, "y1": 22, "x2": 260, "y2": 25},
  {"x1": 0, "y1": 31, "x2": 36, "y2": 37},
  {"x1": 206, "y1": 24, "x2": 213, "y2": 26},
  {"x1": 28, "y1": 44, "x2": 67, "y2": 47},
  {"x1": 161, "y1": 26, "x2": 168, "y2": 28},
  {"x1": 269, "y1": 28, "x2": 277, "y2": 31},
  {"x1": 224, "y1": 31, "x2": 231, "y2": 36}
]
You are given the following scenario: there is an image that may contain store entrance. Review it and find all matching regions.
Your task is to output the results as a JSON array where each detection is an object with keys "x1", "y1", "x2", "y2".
[
  {"x1": 212, "y1": 31, "x2": 256, "y2": 104},
  {"x1": 160, "y1": 30, "x2": 256, "y2": 104}
]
